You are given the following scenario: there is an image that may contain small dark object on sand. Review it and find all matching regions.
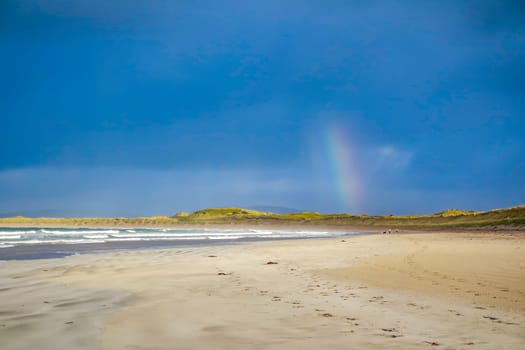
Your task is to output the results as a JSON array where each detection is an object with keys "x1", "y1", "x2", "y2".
[
  {"x1": 65, "y1": 321, "x2": 74, "y2": 325},
  {"x1": 321, "y1": 313, "x2": 333, "y2": 317},
  {"x1": 266, "y1": 261, "x2": 278, "y2": 265},
  {"x1": 208, "y1": 255, "x2": 217, "y2": 258},
  {"x1": 424, "y1": 341, "x2": 439, "y2": 346},
  {"x1": 217, "y1": 272, "x2": 232, "y2": 276}
]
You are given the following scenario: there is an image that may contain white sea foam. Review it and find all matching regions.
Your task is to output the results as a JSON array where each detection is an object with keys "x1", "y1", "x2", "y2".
[
  {"x1": 84, "y1": 234, "x2": 110, "y2": 239},
  {"x1": 206, "y1": 235, "x2": 242, "y2": 239},
  {"x1": 0, "y1": 227, "x2": 353, "y2": 247},
  {"x1": 0, "y1": 235, "x2": 21, "y2": 240},
  {"x1": 109, "y1": 233, "x2": 180, "y2": 238},
  {"x1": 8, "y1": 239, "x2": 106, "y2": 245},
  {"x1": 106, "y1": 236, "x2": 244, "y2": 241},
  {"x1": 0, "y1": 230, "x2": 37, "y2": 235},
  {"x1": 40, "y1": 229, "x2": 119, "y2": 235}
]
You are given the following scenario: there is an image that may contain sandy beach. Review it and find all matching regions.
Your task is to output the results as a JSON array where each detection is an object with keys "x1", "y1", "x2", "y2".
[{"x1": 1, "y1": 232, "x2": 524, "y2": 349}]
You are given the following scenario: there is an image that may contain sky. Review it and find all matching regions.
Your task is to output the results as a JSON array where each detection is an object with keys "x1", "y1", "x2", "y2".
[{"x1": 1, "y1": 0, "x2": 524, "y2": 216}]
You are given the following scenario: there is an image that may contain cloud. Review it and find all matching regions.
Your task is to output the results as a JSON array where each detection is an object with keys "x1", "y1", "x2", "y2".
[
  {"x1": 375, "y1": 146, "x2": 413, "y2": 170},
  {"x1": 2, "y1": 1, "x2": 523, "y2": 216}
]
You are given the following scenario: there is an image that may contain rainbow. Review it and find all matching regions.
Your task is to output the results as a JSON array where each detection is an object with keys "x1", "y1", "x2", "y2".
[{"x1": 323, "y1": 125, "x2": 362, "y2": 214}]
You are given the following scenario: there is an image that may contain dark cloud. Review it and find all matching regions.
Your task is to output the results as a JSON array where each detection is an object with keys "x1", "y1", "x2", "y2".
[{"x1": 1, "y1": 1, "x2": 524, "y2": 214}]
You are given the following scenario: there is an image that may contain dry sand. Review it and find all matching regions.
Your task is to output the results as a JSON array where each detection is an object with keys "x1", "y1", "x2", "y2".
[{"x1": 1, "y1": 232, "x2": 524, "y2": 349}]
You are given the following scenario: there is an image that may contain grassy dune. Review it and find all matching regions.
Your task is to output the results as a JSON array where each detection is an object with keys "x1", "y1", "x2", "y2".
[{"x1": 1, "y1": 206, "x2": 524, "y2": 230}]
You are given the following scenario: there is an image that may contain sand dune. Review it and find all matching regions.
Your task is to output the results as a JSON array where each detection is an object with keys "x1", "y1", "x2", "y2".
[{"x1": 1, "y1": 232, "x2": 524, "y2": 349}]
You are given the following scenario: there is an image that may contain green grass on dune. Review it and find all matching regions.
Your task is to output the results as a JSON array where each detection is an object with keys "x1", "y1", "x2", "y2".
[{"x1": 1, "y1": 206, "x2": 524, "y2": 229}]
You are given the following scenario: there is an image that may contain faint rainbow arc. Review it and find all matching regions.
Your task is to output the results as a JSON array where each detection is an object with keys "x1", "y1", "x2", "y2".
[{"x1": 323, "y1": 126, "x2": 361, "y2": 214}]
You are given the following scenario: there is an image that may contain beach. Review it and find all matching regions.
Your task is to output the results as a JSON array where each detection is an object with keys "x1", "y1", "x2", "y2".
[{"x1": 1, "y1": 231, "x2": 524, "y2": 349}]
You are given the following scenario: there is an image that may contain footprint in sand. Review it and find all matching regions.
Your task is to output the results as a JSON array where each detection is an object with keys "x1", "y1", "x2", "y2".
[
  {"x1": 448, "y1": 309, "x2": 462, "y2": 316},
  {"x1": 483, "y1": 316, "x2": 499, "y2": 321},
  {"x1": 407, "y1": 302, "x2": 426, "y2": 310},
  {"x1": 290, "y1": 301, "x2": 304, "y2": 309},
  {"x1": 381, "y1": 328, "x2": 402, "y2": 338},
  {"x1": 482, "y1": 315, "x2": 514, "y2": 325},
  {"x1": 368, "y1": 296, "x2": 385, "y2": 303}
]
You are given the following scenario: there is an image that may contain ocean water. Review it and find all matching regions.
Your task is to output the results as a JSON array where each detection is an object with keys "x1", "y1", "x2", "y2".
[{"x1": 0, "y1": 227, "x2": 356, "y2": 249}]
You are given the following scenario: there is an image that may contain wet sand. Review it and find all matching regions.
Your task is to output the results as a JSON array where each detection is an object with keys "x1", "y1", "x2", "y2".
[{"x1": 1, "y1": 232, "x2": 524, "y2": 349}]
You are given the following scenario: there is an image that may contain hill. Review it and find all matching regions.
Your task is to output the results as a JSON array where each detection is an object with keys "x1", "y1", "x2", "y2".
[
  {"x1": 0, "y1": 206, "x2": 524, "y2": 230},
  {"x1": 247, "y1": 205, "x2": 301, "y2": 214}
]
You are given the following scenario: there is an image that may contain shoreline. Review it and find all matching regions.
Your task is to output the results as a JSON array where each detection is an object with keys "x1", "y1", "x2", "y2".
[
  {"x1": 0, "y1": 233, "x2": 371, "y2": 261},
  {"x1": 2, "y1": 225, "x2": 524, "y2": 261}
]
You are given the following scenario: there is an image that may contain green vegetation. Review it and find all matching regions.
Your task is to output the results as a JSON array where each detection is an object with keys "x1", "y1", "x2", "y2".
[
  {"x1": 1, "y1": 206, "x2": 524, "y2": 230},
  {"x1": 437, "y1": 209, "x2": 480, "y2": 217}
]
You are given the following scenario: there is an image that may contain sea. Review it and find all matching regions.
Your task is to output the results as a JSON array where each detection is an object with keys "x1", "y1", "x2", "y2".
[{"x1": 0, "y1": 227, "x2": 362, "y2": 260}]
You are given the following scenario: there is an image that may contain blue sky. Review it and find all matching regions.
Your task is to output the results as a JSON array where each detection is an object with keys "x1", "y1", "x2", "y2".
[{"x1": 1, "y1": 0, "x2": 524, "y2": 216}]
